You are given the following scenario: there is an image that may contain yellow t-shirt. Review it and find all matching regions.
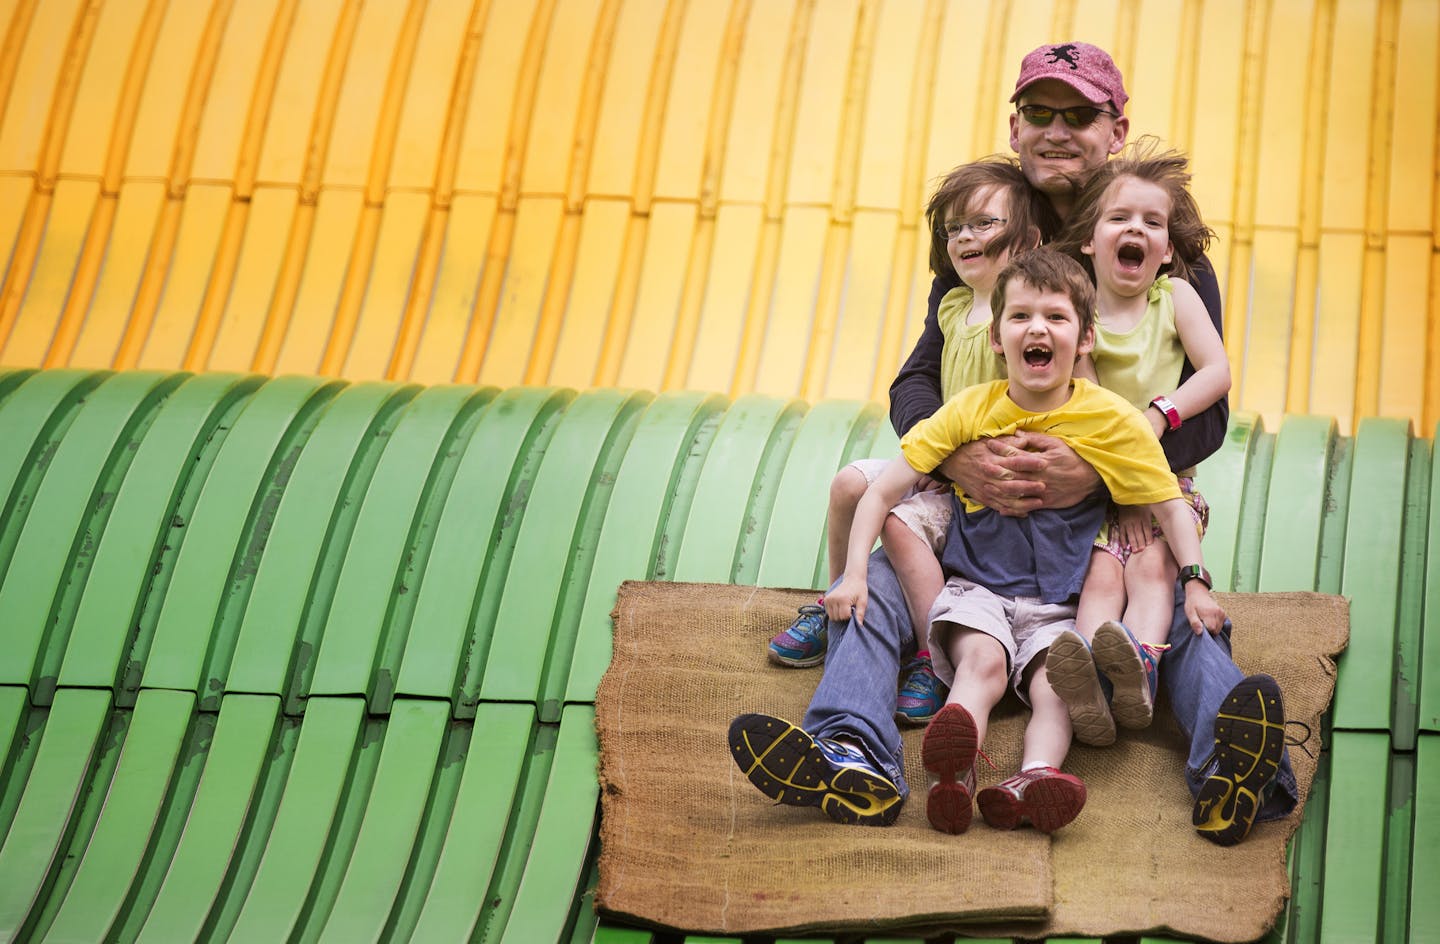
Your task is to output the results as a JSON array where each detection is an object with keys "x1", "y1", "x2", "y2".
[
  {"x1": 936, "y1": 286, "x2": 1006, "y2": 400},
  {"x1": 900, "y1": 378, "x2": 1182, "y2": 513}
]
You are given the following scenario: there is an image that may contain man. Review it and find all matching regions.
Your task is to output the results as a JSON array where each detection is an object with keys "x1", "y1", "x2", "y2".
[{"x1": 729, "y1": 42, "x2": 1297, "y2": 845}]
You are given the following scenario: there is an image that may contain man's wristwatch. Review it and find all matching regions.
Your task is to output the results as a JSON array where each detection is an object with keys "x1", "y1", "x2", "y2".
[
  {"x1": 1179, "y1": 564, "x2": 1212, "y2": 589},
  {"x1": 1150, "y1": 395, "x2": 1182, "y2": 432}
]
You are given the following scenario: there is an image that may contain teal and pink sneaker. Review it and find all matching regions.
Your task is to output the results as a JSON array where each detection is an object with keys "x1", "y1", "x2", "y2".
[
  {"x1": 895, "y1": 651, "x2": 948, "y2": 725},
  {"x1": 767, "y1": 603, "x2": 827, "y2": 667},
  {"x1": 1091, "y1": 620, "x2": 1165, "y2": 730}
]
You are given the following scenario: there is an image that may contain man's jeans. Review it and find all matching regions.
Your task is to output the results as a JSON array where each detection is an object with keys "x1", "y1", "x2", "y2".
[{"x1": 1163, "y1": 583, "x2": 1298, "y2": 821}]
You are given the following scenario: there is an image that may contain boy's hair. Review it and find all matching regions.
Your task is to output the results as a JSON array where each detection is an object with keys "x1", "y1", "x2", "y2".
[
  {"x1": 1052, "y1": 137, "x2": 1213, "y2": 281},
  {"x1": 989, "y1": 247, "x2": 1096, "y2": 341},
  {"x1": 925, "y1": 157, "x2": 1061, "y2": 279}
]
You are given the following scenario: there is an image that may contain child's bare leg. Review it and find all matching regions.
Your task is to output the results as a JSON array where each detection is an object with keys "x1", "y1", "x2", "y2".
[
  {"x1": 1048, "y1": 549, "x2": 1121, "y2": 746},
  {"x1": 1075, "y1": 549, "x2": 1125, "y2": 640},
  {"x1": 975, "y1": 659, "x2": 1086, "y2": 833},
  {"x1": 1120, "y1": 541, "x2": 1180, "y2": 648},
  {"x1": 922, "y1": 628, "x2": 1006, "y2": 833},
  {"x1": 880, "y1": 513, "x2": 944, "y2": 640},
  {"x1": 826, "y1": 466, "x2": 870, "y2": 584}
]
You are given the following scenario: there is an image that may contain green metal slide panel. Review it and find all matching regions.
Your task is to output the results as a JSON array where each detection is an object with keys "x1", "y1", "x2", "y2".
[
  {"x1": 477, "y1": 390, "x2": 653, "y2": 714},
  {"x1": 38, "y1": 689, "x2": 194, "y2": 944},
  {"x1": 753, "y1": 399, "x2": 882, "y2": 590},
  {"x1": 496, "y1": 704, "x2": 600, "y2": 944},
  {"x1": 0, "y1": 371, "x2": 179, "y2": 697},
  {"x1": 0, "y1": 368, "x2": 38, "y2": 406},
  {"x1": 57, "y1": 375, "x2": 260, "y2": 691},
  {"x1": 305, "y1": 386, "x2": 483, "y2": 701},
  {"x1": 671, "y1": 395, "x2": 807, "y2": 584},
  {"x1": 0, "y1": 689, "x2": 24, "y2": 827},
  {"x1": 133, "y1": 695, "x2": 279, "y2": 943},
  {"x1": 1256, "y1": 414, "x2": 1335, "y2": 591},
  {"x1": 140, "y1": 377, "x2": 337, "y2": 697},
  {"x1": 0, "y1": 689, "x2": 109, "y2": 942},
  {"x1": 1412, "y1": 735, "x2": 1440, "y2": 941},
  {"x1": 1194, "y1": 410, "x2": 1262, "y2": 591},
  {"x1": 1392, "y1": 434, "x2": 1432, "y2": 751},
  {"x1": 391, "y1": 387, "x2": 574, "y2": 715},
  {"x1": 1385, "y1": 750, "x2": 1416, "y2": 943},
  {"x1": 1420, "y1": 423, "x2": 1440, "y2": 735},
  {"x1": 1332, "y1": 418, "x2": 1411, "y2": 733},
  {"x1": 224, "y1": 697, "x2": 366, "y2": 943},
  {"x1": 404, "y1": 702, "x2": 534, "y2": 942},
  {"x1": 1272, "y1": 750, "x2": 1331, "y2": 944},
  {"x1": 225, "y1": 382, "x2": 416, "y2": 698},
  {"x1": 593, "y1": 925, "x2": 654, "y2": 943},
  {"x1": 314, "y1": 699, "x2": 450, "y2": 943},
  {"x1": 558, "y1": 393, "x2": 728, "y2": 707},
  {"x1": 1317, "y1": 731, "x2": 1389, "y2": 943}
]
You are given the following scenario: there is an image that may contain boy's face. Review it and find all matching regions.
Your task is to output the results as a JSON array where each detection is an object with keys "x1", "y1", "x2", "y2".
[
  {"x1": 1083, "y1": 175, "x2": 1174, "y2": 298},
  {"x1": 990, "y1": 276, "x2": 1094, "y2": 412}
]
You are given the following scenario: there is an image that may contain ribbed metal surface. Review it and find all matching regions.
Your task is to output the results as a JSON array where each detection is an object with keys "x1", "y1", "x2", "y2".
[
  {"x1": 0, "y1": 369, "x2": 1435, "y2": 943},
  {"x1": 0, "y1": 0, "x2": 1437, "y2": 434}
]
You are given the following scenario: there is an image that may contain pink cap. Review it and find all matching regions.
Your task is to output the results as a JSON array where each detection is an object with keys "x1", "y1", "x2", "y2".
[{"x1": 1010, "y1": 42, "x2": 1128, "y2": 114}]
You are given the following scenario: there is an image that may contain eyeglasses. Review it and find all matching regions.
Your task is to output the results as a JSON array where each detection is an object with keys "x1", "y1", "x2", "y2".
[
  {"x1": 1016, "y1": 104, "x2": 1117, "y2": 128},
  {"x1": 937, "y1": 216, "x2": 1006, "y2": 240}
]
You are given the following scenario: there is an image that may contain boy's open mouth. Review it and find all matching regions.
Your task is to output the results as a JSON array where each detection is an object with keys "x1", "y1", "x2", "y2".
[{"x1": 1023, "y1": 345, "x2": 1053, "y2": 367}]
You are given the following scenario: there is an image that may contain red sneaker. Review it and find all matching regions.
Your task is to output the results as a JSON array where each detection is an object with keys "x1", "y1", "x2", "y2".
[
  {"x1": 977, "y1": 766, "x2": 1086, "y2": 833},
  {"x1": 922, "y1": 704, "x2": 978, "y2": 833}
]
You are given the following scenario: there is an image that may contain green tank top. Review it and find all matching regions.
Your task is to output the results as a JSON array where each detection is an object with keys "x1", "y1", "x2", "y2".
[
  {"x1": 937, "y1": 286, "x2": 1006, "y2": 401},
  {"x1": 1091, "y1": 276, "x2": 1186, "y2": 412}
]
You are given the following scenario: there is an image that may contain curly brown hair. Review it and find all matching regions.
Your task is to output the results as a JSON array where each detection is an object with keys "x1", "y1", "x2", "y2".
[
  {"x1": 1051, "y1": 137, "x2": 1213, "y2": 282},
  {"x1": 925, "y1": 157, "x2": 1061, "y2": 281}
]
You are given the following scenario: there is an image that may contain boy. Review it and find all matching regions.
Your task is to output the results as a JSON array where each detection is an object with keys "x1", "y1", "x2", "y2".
[{"x1": 728, "y1": 247, "x2": 1225, "y2": 833}]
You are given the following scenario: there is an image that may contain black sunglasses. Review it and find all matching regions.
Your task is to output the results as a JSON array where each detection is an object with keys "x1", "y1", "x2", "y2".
[{"x1": 1017, "y1": 104, "x2": 1117, "y2": 128}]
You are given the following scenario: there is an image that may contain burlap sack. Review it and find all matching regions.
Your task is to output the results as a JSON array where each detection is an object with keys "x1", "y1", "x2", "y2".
[{"x1": 595, "y1": 582, "x2": 1347, "y2": 942}]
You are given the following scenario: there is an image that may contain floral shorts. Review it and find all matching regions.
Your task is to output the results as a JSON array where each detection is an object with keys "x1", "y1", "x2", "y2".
[{"x1": 1094, "y1": 475, "x2": 1209, "y2": 566}]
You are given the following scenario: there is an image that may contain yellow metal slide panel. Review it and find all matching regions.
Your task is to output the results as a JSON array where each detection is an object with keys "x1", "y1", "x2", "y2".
[
  {"x1": 405, "y1": 193, "x2": 497, "y2": 385},
  {"x1": 820, "y1": 210, "x2": 898, "y2": 401},
  {"x1": 0, "y1": 179, "x2": 96, "y2": 367},
  {"x1": 852, "y1": 0, "x2": 926, "y2": 212},
  {"x1": 474, "y1": 196, "x2": 564, "y2": 388},
  {"x1": 868, "y1": 221, "x2": 932, "y2": 403},
  {"x1": 584, "y1": 0, "x2": 668, "y2": 197},
  {"x1": 686, "y1": 203, "x2": 765, "y2": 394},
  {"x1": 1209, "y1": 222, "x2": 1235, "y2": 301},
  {"x1": 385, "y1": 0, "x2": 470, "y2": 192},
  {"x1": 715, "y1": 1, "x2": 795, "y2": 206},
  {"x1": 317, "y1": 1, "x2": 410, "y2": 190},
  {"x1": 120, "y1": 0, "x2": 211, "y2": 180},
  {"x1": 0, "y1": 175, "x2": 30, "y2": 282},
  {"x1": 751, "y1": 205, "x2": 829, "y2": 397},
  {"x1": 0, "y1": 0, "x2": 83, "y2": 173},
  {"x1": 254, "y1": 0, "x2": 347, "y2": 187},
  {"x1": 66, "y1": 182, "x2": 165, "y2": 369},
  {"x1": 135, "y1": 185, "x2": 230, "y2": 370},
  {"x1": 1250, "y1": 0, "x2": 1315, "y2": 229},
  {"x1": 546, "y1": 198, "x2": 630, "y2": 389},
  {"x1": 53, "y1": 0, "x2": 150, "y2": 180},
  {"x1": 517, "y1": 0, "x2": 605, "y2": 196},
  {"x1": 1317, "y1": 0, "x2": 1378, "y2": 230},
  {"x1": 1188, "y1": 0, "x2": 1246, "y2": 220},
  {"x1": 340, "y1": 192, "x2": 429, "y2": 380},
  {"x1": 781, "y1": 0, "x2": 858, "y2": 208},
  {"x1": 1307, "y1": 232, "x2": 1365, "y2": 429},
  {"x1": 1239, "y1": 229, "x2": 1299, "y2": 428},
  {"x1": 451, "y1": 2, "x2": 534, "y2": 196},
  {"x1": 612, "y1": 202, "x2": 697, "y2": 392},
  {"x1": 188, "y1": 0, "x2": 284, "y2": 184},
  {"x1": 920, "y1": 0, "x2": 995, "y2": 187},
  {"x1": 1377, "y1": 235, "x2": 1431, "y2": 427},
  {"x1": 272, "y1": 188, "x2": 364, "y2": 376},
  {"x1": 205, "y1": 187, "x2": 298, "y2": 373},
  {"x1": 1124, "y1": 1, "x2": 1186, "y2": 149},
  {"x1": 1387, "y1": 1, "x2": 1438, "y2": 230},
  {"x1": 649, "y1": 0, "x2": 730, "y2": 202}
]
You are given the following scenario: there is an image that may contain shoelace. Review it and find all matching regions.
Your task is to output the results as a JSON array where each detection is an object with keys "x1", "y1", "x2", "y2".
[{"x1": 1284, "y1": 719, "x2": 1315, "y2": 759}]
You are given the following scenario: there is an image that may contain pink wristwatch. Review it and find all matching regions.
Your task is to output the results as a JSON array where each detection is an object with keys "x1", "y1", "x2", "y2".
[{"x1": 1149, "y1": 395, "x2": 1182, "y2": 432}]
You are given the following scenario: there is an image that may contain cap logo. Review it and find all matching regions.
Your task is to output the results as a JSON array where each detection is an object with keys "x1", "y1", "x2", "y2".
[{"x1": 1045, "y1": 44, "x2": 1081, "y2": 69}]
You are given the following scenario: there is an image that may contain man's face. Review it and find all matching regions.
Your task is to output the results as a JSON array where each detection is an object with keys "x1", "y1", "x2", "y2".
[{"x1": 1009, "y1": 79, "x2": 1128, "y2": 214}]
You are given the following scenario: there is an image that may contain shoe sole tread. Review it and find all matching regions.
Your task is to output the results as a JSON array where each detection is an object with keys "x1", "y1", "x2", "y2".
[
  {"x1": 1091, "y1": 621, "x2": 1154, "y2": 730},
  {"x1": 1193, "y1": 675, "x2": 1285, "y2": 846},
  {"x1": 1045, "y1": 632, "x2": 1116, "y2": 746},
  {"x1": 922, "y1": 705, "x2": 978, "y2": 833}
]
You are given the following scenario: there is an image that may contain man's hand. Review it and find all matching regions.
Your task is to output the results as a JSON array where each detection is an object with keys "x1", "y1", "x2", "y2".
[
  {"x1": 1183, "y1": 581, "x2": 1226, "y2": 635},
  {"x1": 936, "y1": 431, "x2": 1101, "y2": 516},
  {"x1": 825, "y1": 574, "x2": 868, "y2": 626}
]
